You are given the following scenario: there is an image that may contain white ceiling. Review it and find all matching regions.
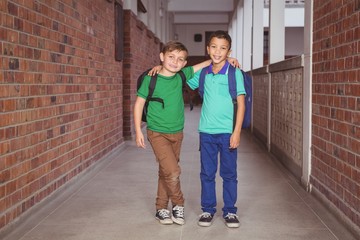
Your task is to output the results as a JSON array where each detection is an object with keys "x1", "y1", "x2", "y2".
[{"x1": 167, "y1": 0, "x2": 234, "y2": 24}]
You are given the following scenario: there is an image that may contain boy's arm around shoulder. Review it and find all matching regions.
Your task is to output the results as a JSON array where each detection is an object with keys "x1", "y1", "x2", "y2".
[
  {"x1": 192, "y1": 59, "x2": 212, "y2": 73},
  {"x1": 147, "y1": 57, "x2": 241, "y2": 76},
  {"x1": 193, "y1": 57, "x2": 241, "y2": 72},
  {"x1": 192, "y1": 57, "x2": 241, "y2": 73},
  {"x1": 147, "y1": 65, "x2": 162, "y2": 76}
]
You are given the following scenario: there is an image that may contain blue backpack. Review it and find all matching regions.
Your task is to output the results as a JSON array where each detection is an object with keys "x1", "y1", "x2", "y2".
[{"x1": 198, "y1": 65, "x2": 252, "y2": 130}]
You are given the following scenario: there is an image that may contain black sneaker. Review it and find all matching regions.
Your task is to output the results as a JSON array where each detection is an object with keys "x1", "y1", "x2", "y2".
[
  {"x1": 155, "y1": 209, "x2": 173, "y2": 225},
  {"x1": 224, "y1": 213, "x2": 240, "y2": 228},
  {"x1": 172, "y1": 205, "x2": 185, "y2": 225},
  {"x1": 198, "y1": 212, "x2": 213, "y2": 227}
]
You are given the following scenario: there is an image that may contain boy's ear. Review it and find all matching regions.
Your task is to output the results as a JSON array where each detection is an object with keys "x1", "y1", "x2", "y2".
[
  {"x1": 159, "y1": 52, "x2": 164, "y2": 62},
  {"x1": 227, "y1": 50, "x2": 232, "y2": 57},
  {"x1": 182, "y1": 60, "x2": 187, "y2": 68},
  {"x1": 206, "y1": 46, "x2": 210, "y2": 55}
]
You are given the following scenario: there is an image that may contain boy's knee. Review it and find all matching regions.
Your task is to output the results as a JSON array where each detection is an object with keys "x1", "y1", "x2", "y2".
[
  {"x1": 170, "y1": 176, "x2": 179, "y2": 182},
  {"x1": 165, "y1": 173, "x2": 180, "y2": 182}
]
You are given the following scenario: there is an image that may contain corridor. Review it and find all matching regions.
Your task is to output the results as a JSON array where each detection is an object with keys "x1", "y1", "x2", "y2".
[{"x1": 2, "y1": 107, "x2": 356, "y2": 240}]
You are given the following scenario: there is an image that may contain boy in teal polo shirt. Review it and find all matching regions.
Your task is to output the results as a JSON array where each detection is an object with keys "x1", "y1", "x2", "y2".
[{"x1": 187, "y1": 31, "x2": 246, "y2": 228}]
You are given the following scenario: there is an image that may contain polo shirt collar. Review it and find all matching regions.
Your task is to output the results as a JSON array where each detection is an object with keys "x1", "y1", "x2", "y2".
[{"x1": 209, "y1": 61, "x2": 230, "y2": 74}]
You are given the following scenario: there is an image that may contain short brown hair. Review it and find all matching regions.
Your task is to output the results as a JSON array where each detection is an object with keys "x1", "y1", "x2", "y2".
[
  {"x1": 161, "y1": 41, "x2": 188, "y2": 58},
  {"x1": 207, "y1": 30, "x2": 232, "y2": 50}
]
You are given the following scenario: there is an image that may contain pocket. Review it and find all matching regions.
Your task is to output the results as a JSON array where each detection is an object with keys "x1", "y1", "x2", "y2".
[{"x1": 217, "y1": 81, "x2": 230, "y2": 98}]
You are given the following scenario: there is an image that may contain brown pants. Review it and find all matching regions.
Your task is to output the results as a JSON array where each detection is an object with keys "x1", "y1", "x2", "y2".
[{"x1": 147, "y1": 130, "x2": 185, "y2": 210}]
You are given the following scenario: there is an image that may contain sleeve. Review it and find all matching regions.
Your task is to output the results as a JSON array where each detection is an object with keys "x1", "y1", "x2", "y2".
[
  {"x1": 235, "y1": 69, "x2": 246, "y2": 96},
  {"x1": 186, "y1": 68, "x2": 202, "y2": 90},
  {"x1": 181, "y1": 66, "x2": 194, "y2": 80},
  {"x1": 137, "y1": 75, "x2": 150, "y2": 99}
]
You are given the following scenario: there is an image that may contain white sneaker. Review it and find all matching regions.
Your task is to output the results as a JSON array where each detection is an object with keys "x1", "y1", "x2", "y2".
[
  {"x1": 198, "y1": 212, "x2": 213, "y2": 227},
  {"x1": 224, "y1": 213, "x2": 240, "y2": 228},
  {"x1": 171, "y1": 205, "x2": 185, "y2": 225},
  {"x1": 155, "y1": 209, "x2": 173, "y2": 225}
]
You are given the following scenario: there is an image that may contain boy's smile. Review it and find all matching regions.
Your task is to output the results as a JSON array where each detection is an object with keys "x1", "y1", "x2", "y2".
[{"x1": 207, "y1": 37, "x2": 231, "y2": 66}]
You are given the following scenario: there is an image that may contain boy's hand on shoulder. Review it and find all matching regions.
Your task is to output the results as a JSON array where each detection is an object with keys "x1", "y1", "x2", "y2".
[
  {"x1": 148, "y1": 65, "x2": 162, "y2": 76},
  {"x1": 227, "y1": 57, "x2": 241, "y2": 68}
]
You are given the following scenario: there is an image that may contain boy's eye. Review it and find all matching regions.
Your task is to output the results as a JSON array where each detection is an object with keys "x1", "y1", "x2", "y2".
[{"x1": 167, "y1": 55, "x2": 185, "y2": 63}]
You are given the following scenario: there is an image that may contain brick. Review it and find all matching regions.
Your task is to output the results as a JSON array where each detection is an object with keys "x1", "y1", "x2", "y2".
[
  {"x1": 7, "y1": 2, "x2": 19, "y2": 16},
  {"x1": 8, "y1": 58, "x2": 19, "y2": 70},
  {"x1": 0, "y1": 0, "x2": 207, "y2": 232},
  {"x1": 313, "y1": 0, "x2": 360, "y2": 231}
]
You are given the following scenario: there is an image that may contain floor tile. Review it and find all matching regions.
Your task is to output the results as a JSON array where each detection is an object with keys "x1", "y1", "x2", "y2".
[{"x1": 1, "y1": 107, "x2": 357, "y2": 240}]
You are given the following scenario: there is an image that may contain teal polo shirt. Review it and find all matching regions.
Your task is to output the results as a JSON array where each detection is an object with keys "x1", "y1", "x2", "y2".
[{"x1": 187, "y1": 61, "x2": 246, "y2": 134}]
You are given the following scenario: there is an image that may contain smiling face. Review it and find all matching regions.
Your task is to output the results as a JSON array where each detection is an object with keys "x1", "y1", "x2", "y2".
[
  {"x1": 159, "y1": 41, "x2": 188, "y2": 76},
  {"x1": 159, "y1": 49, "x2": 188, "y2": 76},
  {"x1": 207, "y1": 37, "x2": 231, "y2": 65}
]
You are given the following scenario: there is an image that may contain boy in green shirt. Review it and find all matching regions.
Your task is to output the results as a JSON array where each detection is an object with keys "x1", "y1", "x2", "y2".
[{"x1": 134, "y1": 41, "x2": 214, "y2": 225}]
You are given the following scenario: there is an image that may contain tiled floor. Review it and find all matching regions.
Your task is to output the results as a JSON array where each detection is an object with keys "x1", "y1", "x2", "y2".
[{"x1": 1, "y1": 107, "x2": 357, "y2": 240}]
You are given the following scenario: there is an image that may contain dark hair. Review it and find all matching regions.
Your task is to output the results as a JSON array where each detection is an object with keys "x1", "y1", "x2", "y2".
[
  {"x1": 161, "y1": 41, "x2": 188, "y2": 58},
  {"x1": 207, "y1": 30, "x2": 232, "y2": 50}
]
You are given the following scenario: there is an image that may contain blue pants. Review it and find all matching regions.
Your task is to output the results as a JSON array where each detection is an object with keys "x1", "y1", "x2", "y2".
[{"x1": 199, "y1": 133, "x2": 238, "y2": 217}]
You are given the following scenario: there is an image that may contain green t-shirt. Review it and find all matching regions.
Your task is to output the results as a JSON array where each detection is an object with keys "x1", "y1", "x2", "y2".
[{"x1": 137, "y1": 66, "x2": 194, "y2": 133}]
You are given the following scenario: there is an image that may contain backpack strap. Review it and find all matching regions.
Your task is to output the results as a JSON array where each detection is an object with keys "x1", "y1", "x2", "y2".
[
  {"x1": 198, "y1": 66, "x2": 209, "y2": 98},
  {"x1": 227, "y1": 65, "x2": 237, "y2": 132},
  {"x1": 241, "y1": 70, "x2": 252, "y2": 128},
  {"x1": 228, "y1": 65, "x2": 237, "y2": 100},
  {"x1": 146, "y1": 74, "x2": 164, "y2": 108},
  {"x1": 178, "y1": 70, "x2": 186, "y2": 85}
]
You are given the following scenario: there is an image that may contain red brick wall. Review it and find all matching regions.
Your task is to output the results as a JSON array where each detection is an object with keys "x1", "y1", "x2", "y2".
[
  {"x1": 312, "y1": 0, "x2": 360, "y2": 231},
  {"x1": 122, "y1": 10, "x2": 161, "y2": 139},
  {"x1": 0, "y1": 0, "x2": 123, "y2": 229}
]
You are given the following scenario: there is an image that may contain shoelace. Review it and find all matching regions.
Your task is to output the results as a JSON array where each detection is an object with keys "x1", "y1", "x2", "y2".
[
  {"x1": 199, "y1": 212, "x2": 212, "y2": 218},
  {"x1": 225, "y1": 213, "x2": 238, "y2": 219},
  {"x1": 158, "y1": 209, "x2": 170, "y2": 218},
  {"x1": 173, "y1": 206, "x2": 184, "y2": 217}
]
